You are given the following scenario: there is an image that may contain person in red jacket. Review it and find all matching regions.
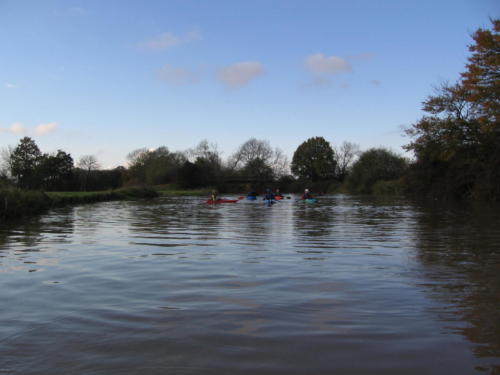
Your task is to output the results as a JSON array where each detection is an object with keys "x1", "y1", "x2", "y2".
[{"x1": 274, "y1": 188, "x2": 284, "y2": 199}]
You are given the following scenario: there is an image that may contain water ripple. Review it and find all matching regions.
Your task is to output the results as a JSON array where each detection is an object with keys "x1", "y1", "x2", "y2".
[{"x1": 0, "y1": 195, "x2": 499, "y2": 374}]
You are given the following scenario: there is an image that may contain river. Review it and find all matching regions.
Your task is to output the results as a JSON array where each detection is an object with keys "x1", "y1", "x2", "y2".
[{"x1": 1, "y1": 195, "x2": 499, "y2": 374}]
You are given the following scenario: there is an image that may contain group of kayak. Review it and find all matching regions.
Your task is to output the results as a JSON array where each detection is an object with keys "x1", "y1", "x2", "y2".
[{"x1": 206, "y1": 188, "x2": 318, "y2": 204}]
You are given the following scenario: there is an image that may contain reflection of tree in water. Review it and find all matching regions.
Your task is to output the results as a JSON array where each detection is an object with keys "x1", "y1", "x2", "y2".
[
  {"x1": 292, "y1": 200, "x2": 334, "y2": 238},
  {"x1": 126, "y1": 197, "x2": 224, "y2": 245},
  {"x1": 413, "y1": 202, "x2": 500, "y2": 371},
  {"x1": 0, "y1": 208, "x2": 75, "y2": 270},
  {"x1": 236, "y1": 202, "x2": 275, "y2": 239}
]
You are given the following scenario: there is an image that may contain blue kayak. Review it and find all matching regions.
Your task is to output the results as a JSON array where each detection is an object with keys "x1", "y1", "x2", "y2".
[
  {"x1": 301, "y1": 198, "x2": 317, "y2": 203},
  {"x1": 246, "y1": 196, "x2": 257, "y2": 200}
]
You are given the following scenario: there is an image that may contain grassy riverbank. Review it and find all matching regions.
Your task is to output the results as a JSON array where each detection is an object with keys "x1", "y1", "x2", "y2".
[
  {"x1": 154, "y1": 184, "x2": 211, "y2": 197},
  {"x1": 0, "y1": 186, "x2": 159, "y2": 220}
]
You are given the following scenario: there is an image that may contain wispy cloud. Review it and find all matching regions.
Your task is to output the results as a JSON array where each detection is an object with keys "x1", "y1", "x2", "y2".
[
  {"x1": 301, "y1": 76, "x2": 332, "y2": 90},
  {"x1": 349, "y1": 52, "x2": 375, "y2": 62},
  {"x1": 140, "y1": 29, "x2": 201, "y2": 50},
  {"x1": 217, "y1": 61, "x2": 264, "y2": 89},
  {"x1": 34, "y1": 122, "x2": 58, "y2": 135},
  {"x1": 304, "y1": 53, "x2": 351, "y2": 75},
  {"x1": 0, "y1": 122, "x2": 58, "y2": 136},
  {"x1": 10, "y1": 123, "x2": 25, "y2": 134},
  {"x1": 0, "y1": 122, "x2": 25, "y2": 135},
  {"x1": 303, "y1": 53, "x2": 353, "y2": 89},
  {"x1": 69, "y1": 7, "x2": 87, "y2": 15},
  {"x1": 157, "y1": 65, "x2": 198, "y2": 86},
  {"x1": 369, "y1": 80, "x2": 382, "y2": 87},
  {"x1": 5, "y1": 83, "x2": 17, "y2": 89}
]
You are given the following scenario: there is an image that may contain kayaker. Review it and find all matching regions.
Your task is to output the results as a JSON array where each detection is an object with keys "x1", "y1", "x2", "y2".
[
  {"x1": 263, "y1": 188, "x2": 275, "y2": 201},
  {"x1": 274, "y1": 188, "x2": 284, "y2": 198},
  {"x1": 210, "y1": 190, "x2": 218, "y2": 201},
  {"x1": 301, "y1": 188, "x2": 313, "y2": 200}
]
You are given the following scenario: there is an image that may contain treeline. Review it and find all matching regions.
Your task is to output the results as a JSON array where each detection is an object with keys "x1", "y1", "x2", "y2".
[
  {"x1": 0, "y1": 139, "x2": 124, "y2": 192},
  {"x1": 1, "y1": 130, "x2": 412, "y2": 196},
  {"x1": 1, "y1": 20, "x2": 497, "y2": 201},
  {"x1": 0, "y1": 136, "x2": 358, "y2": 193}
]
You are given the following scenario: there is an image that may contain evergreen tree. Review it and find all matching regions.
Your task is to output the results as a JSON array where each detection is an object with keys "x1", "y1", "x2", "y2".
[{"x1": 10, "y1": 137, "x2": 42, "y2": 189}]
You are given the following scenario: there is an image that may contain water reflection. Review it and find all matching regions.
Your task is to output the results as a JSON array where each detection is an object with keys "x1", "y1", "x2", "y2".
[
  {"x1": 411, "y1": 201, "x2": 500, "y2": 372},
  {"x1": 0, "y1": 207, "x2": 75, "y2": 273},
  {"x1": 0, "y1": 195, "x2": 499, "y2": 374},
  {"x1": 293, "y1": 198, "x2": 335, "y2": 238}
]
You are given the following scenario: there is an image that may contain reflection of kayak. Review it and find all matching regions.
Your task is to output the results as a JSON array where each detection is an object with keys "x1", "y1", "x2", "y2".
[
  {"x1": 206, "y1": 199, "x2": 238, "y2": 204},
  {"x1": 263, "y1": 199, "x2": 276, "y2": 205},
  {"x1": 299, "y1": 198, "x2": 317, "y2": 203},
  {"x1": 246, "y1": 196, "x2": 257, "y2": 201}
]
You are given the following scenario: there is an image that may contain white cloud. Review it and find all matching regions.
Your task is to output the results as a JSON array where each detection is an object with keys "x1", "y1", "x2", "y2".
[
  {"x1": 217, "y1": 61, "x2": 264, "y2": 89},
  {"x1": 141, "y1": 29, "x2": 201, "y2": 50},
  {"x1": 157, "y1": 65, "x2": 198, "y2": 86},
  {"x1": 304, "y1": 53, "x2": 351, "y2": 75},
  {"x1": 0, "y1": 122, "x2": 25, "y2": 135},
  {"x1": 10, "y1": 122, "x2": 25, "y2": 134},
  {"x1": 0, "y1": 122, "x2": 59, "y2": 136},
  {"x1": 5, "y1": 83, "x2": 17, "y2": 89},
  {"x1": 34, "y1": 122, "x2": 58, "y2": 135}
]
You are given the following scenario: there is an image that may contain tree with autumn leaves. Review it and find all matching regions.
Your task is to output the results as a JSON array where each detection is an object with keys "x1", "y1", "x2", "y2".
[
  {"x1": 405, "y1": 19, "x2": 499, "y2": 200},
  {"x1": 462, "y1": 19, "x2": 499, "y2": 127}
]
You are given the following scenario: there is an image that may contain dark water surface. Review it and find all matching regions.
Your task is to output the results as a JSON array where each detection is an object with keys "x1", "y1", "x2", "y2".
[{"x1": 1, "y1": 195, "x2": 499, "y2": 374}]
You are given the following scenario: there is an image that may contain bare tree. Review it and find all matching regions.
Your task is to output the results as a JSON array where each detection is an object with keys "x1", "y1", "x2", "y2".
[
  {"x1": 78, "y1": 155, "x2": 100, "y2": 191},
  {"x1": 230, "y1": 138, "x2": 274, "y2": 169},
  {"x1": 270, "y1": 147, "x2": 290, "y2": 178},
  {"x1": 335, "y1": 141, "x2": 360, "y2": 181},
  {"x1": 0, "y1": 146, "x2": 14, "y2": 180},
  {"x1": 188, "y1": 140, "x2": 222, "y2": 166}
]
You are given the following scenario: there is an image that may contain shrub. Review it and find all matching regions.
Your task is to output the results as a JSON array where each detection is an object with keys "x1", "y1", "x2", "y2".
[
  {"x1": 346, "y1": 148, "x2": 408, "y2": 194},
  {"x1": 372, "y1": 178, "x2": 405, "y2": 195}
]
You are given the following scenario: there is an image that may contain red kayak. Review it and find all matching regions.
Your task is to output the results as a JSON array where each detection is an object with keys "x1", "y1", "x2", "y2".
[{"x1": 205, "y1": 199, "x2": 238, "y2": 204}]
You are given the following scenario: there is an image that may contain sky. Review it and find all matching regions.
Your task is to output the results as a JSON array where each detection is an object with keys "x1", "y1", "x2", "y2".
[{"x1": 1, "y1": 0, "x2": 498, "y2": 168}]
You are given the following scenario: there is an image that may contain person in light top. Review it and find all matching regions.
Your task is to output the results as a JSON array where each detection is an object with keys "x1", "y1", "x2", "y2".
[{"x1": 210, "y1": 190, "x2": 218, "y2": 201}]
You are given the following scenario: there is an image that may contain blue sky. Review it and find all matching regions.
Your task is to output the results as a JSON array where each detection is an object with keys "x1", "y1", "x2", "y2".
[{"x1": 1, "y1": 0, "x2": 498, "y2": 168}]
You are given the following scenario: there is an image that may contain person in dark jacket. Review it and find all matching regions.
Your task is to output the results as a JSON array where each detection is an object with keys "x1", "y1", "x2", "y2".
[{"x1": 301, "y1": 188, "x2": 313, "y2": 200}]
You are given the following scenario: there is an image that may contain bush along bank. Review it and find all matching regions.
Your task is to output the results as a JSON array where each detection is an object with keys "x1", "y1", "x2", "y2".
[{"x1": 0, "y1": 186, "x2": 159, "y2": 220}]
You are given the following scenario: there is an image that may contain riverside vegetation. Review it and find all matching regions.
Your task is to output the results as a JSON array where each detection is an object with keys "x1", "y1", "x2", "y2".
[
  {"x1": 1, "y1": 20, "x2": 498, "y2": 219},
  {"x1": 0, "y1": 187, "x2": 158, "y2": 220}
]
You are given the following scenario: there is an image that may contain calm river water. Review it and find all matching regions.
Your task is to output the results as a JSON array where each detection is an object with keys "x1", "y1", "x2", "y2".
[{"x1": 1, "y1": 195, "x2": 499, "y2": 374}]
